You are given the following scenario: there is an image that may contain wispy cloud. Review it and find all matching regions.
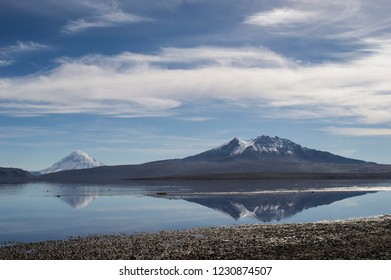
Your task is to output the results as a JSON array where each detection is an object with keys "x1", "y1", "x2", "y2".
[
  {"x1": 0, "y1": 41, "x2": 49, "y2": 55},
  {"x1": 158, "y1": 46, "x2": 292, "y2": 68},
  {"x1": 0, "y1": 41, "x2": 49, "y2": 66},
  {"x1": 244, "y1": 1, "x2": 391, "y2": 39},
  {"x1": 0, "y1": 60, "x2": 13, "y2": 67},
  {"x1": 63, "y1": 11, "x2": 149, "y2": 33},
  {"x1": 62, "y1": 1, "x2": 150, "y2": 33},
  {"x1": 322, "y1": 127, "x2": 391, "y2": 136},
  {"x1": 244, "y1": 8, "x2": 318, "y2": 27},
  {"x1": 177, "y1": 117, "x2": 212, "y2": 122},
  {"x1": 68, "y1": 46, "x2": 292, "y2": 68}
]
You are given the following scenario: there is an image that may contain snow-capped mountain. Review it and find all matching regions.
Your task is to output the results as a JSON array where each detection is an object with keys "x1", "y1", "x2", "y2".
[
  {"x1": 185, "y1": 135, "x2": 366, "y2": 164},
  {"x1": 39, "y1": 150, "x2": 104, "y2": 174}
]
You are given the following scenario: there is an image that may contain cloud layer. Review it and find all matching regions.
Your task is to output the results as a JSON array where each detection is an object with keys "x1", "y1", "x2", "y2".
[
  {"x1": 2, "y1": 0, "x2": 391, "y2": 137},
  {"x1": 1, "y1": 38, "x2": 391, "y2": 127}
]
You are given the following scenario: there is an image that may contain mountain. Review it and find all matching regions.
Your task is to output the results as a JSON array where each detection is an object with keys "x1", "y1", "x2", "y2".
[
  {"x1": 39, "y1": 150, "x2": 104, "y2": 174},
  {"x1": 185, "y1": 136, "x2": 366, "y2": 164},
  {"x1": 38, "y1": 135, "x2": 391, "y2": 182},
  {"x1": 0, "y1": 167, "x2": 34, "y2": 183}
]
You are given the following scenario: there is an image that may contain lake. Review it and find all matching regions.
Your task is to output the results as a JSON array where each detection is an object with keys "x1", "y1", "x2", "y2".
[{"x1": 1, "y1": 180, "x2": 391, "y2": 243}]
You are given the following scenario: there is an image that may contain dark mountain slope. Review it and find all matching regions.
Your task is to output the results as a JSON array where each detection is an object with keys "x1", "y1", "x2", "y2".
[
  {"x1": 0, "y1": 167, "x2": 34, "y2": 183},
  {"x1": 185, "y1": 136, "x2": 367, "y2": 164}
]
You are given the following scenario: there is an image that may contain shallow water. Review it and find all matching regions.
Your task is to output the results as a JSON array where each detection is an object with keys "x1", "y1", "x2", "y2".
[{"x1": 0, "y1": 181, "x2": 391, "y2": 243}]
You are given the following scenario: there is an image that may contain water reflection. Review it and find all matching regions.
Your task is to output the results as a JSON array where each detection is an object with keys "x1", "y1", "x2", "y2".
[
  {"x1": 57, "y1": 188, "x2": 373, "y2": 221},
  {"x1": 183, "y1": 191, "x2": 372, "y2": 222},
  {"x1": 60, "y1": 195, "x2": 97, "y2": 209},
  {"x1": 56, "y1": 186, "x2": 101, "y2": 209},
  {"x1": 1, "y1": 182, "x2": 390, "y2": 243}
]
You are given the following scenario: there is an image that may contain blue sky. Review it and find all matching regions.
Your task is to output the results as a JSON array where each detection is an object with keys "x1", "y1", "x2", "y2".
[{"x1": 1, "y1": 0, "x2": 391, "y2": 170}]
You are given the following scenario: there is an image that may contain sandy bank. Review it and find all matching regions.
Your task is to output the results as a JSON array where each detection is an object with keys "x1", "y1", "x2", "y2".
[{"x1": 1, "y1": 215, "x2": 390, "y2": 260}]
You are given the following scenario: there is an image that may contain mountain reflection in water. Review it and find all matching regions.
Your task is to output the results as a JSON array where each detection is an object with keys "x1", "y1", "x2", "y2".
[
  {"x1": 54, "y1": 186, "x2": 101, "y2": 209},
  {"x1": 55, "y1": 184, "x2": 373, "y2": 221},
  {"x1": 61, "y1": 195, "x2": 97, "y2": 209},
  {"x1": 183, "y1": 191, "x2": 371, "y2": 222},
  {"x1": 1, "y1": 182, "x2": 390, "y2": 243}
]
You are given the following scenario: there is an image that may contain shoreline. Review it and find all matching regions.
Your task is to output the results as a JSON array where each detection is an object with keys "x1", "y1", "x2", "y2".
[{"x1": 1, "y1": 215, "x2": 390, "y2": 260}]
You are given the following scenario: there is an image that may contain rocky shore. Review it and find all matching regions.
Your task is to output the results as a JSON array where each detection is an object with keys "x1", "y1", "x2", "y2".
[{"x1": 1, "y1": 215, "x2": 390, "y2": 260}]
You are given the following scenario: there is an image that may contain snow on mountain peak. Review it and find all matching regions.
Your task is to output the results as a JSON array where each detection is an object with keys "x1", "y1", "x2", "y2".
[
  {"x1": 71, "y1": 150, "x2": 88, "y2": 156},
  {"x1": 216, "y1": 135, "x2": 297, "y2": 156},
  {"x1": 67, "y1": 150, "x2": 95, "y2": 162},
  {"x1": 39, "y1": 150, "x2": 104, "y2": 174}
]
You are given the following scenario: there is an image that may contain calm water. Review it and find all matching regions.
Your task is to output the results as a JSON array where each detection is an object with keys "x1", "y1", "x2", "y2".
[{"x1": 1, "y1": 181, "x2": 391, "y2": 243}]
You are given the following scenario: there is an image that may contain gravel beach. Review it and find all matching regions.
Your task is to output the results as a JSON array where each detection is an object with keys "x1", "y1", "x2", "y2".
[{"x1": 1, "y1": 215, "x2": 390, "y2": 260}]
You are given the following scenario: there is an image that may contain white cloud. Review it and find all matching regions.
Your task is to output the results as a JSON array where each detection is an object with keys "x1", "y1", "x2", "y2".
[
  {"x1": 322, "y1": 127, "x2": 391, "y2": 136},
  {"x1": 244, "y1": 8, "x2": 318, "y2": 27},
  {"x1": 0, "y1": 41, "x2": 49, "y2": 67},
  {"x1": 0, "y1": 60, "x2": 13, "y2": 67},
  {"x1": 178, "y1": 117, "x2": 212, "y2": 122},
  {"x1": 85, "y1": 46, "x2": 292, "y2": 68},
  {"x1": 0, "y1": 41, "x2": 49, "y2": 55},
  {"x1": 62, "y1": 1, "x2": 150, "y2": 33},
  {"x1": 244, "y1": 1, "x2": 391, "y2": 39},
  {"x1": 1, "y1": 40, "x2": 391, "y2": 128},
  {"x1": 158, "y1": 46, "x2": 292, "y2": 68},
  {"x1": 63, "y1": 11, "x2": 148, "y2": 33}
]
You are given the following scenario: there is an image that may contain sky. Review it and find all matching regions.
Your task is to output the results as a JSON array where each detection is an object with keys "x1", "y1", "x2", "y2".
[{"x1": 1, "y1": 0, "x2": 391, "y2": 170}]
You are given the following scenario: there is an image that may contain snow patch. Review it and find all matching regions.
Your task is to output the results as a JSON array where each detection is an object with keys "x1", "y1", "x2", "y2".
[
  {"x1": 221, "y1": 136, "x2": 297, "y2": 156},
  {"x1": 40, "y1": 150, "x2": 104, "y2": 174}
]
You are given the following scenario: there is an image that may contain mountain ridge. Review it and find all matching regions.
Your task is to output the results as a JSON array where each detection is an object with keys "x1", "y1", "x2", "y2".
[
  {"x1": 37, "y1": 135, "x2": 391, "y2": 182},
  {"x1": 184, "y1": 135, "x2": 367, "y2": 164},
  {"x1": 4, "y1": 135, "x2": 391, "y2": 183}
]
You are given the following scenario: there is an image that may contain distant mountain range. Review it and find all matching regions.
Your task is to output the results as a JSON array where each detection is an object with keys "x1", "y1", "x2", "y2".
[
  {"x1": 2, "y1": 135, "x2": 391, "y2": 183},
  {"x1": 36, "y1": 135, "x2": 391, "y2": 183},
  {"x1": 39, "y1": 150, "x2": 104, "y2": 174}
]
